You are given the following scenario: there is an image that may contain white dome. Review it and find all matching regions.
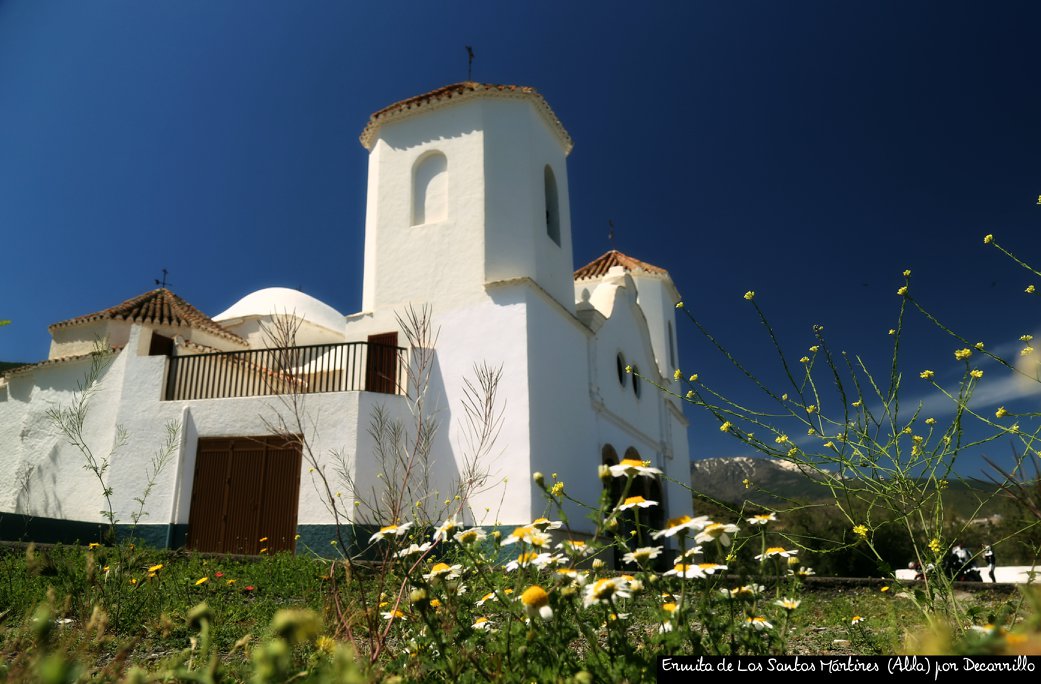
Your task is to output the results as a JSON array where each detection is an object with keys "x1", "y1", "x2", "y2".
[{"x1": 214, "y1": 288, "x2": 345, "y2": 333}]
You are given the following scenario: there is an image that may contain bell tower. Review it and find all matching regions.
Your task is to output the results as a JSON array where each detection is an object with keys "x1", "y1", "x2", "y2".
[{"x1": 358, "y1": 82, "x2": 576, "y2": 314}]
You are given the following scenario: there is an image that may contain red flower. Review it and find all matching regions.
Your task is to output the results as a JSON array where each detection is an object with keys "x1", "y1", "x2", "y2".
[
  {"x1": 244, "y1": 585, "x2": 255, "y2": 592},
  {"x1": 214, "y1": 572, "x2": 224, "y2": 578}
]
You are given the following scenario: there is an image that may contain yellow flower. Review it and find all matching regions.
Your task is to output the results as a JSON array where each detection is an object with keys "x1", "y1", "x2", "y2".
[
  {"x1": 975, "y1": 341, "x2": 984, "y2": 350},
  {"x1": 685, "y1": 390, "x2": 695, "y2": 399},
  {"x1": 919, "y1": 370, "x2": 935, "y2": 380},
  {"x1": 823, "y1": 441, "x2": 835, "y2": 449},
  {"x1": 852, "y1": 400, "x2": 862, "y2": 407},
  {"x1": 925, "y1": 417, "x2": 936, "y2": 425},
  {"x1": 688, "y1": 374, "x2": 698, "y2": 382},
  {"x1": 618, "y1": 495, "x2": 658, "y2": 511},
  {"x1": 852, "y1": 524, "x2": 868, "y2": 538},
  {"x1": 881, "y1": 586, "x2": 890, "y2": 593},
  {"x1": 675, "y1": 301, "x2": 684, "y2": 309},
  {"x1": 1021, "y1": 346, "x2": 1034, "y2": 356},
  {"x1": 625, "y1": 365, "x2": 632, "y2": 374},
  {"x1": 743, "y1": 291, "x2": 755, "y2": 301},
  {"x1": 148, "y1": 564, "x2": 163, "y2": 573},
  {"x1": 742, "y1": 478, "x2": 751, "y2": 489},
  {"x1": 774, "y1": 434, "x2": 789, "y2": 444},
  {"x1": 719, "y1": 421, "x2": 732, "y2": 432},
  {"x1": 970, "y1": 369, "x2": 983, "y2": 379},
  {"x1": 806, "y1": 405, "x2": 817, "y2": 414},
  {"x1": 996, "y1": 406, "x2": 1008, "y2": 418},
  {"x1": 787, "y1": 447, "x2": 798, "y2": 457},
  {"x1": 757, "y1": 545, "x2": 795, "y2": 558},
  {"x1": 195, "y1": 577, "x2": 209, "y2": 586},
  {"x1": 897, "y1": 286, "x2": 908, "y2": 296},
  {"x1": 550, "y1": 481, "x2": 565, "y2": 497},
  {"x1": 983, "y1": 234, "x2": 993, "y2": 244},
  {"x1": 1027, "y1": 285, "x2": 1036, "y2": 294},
  {"x1": 520, "y1": 585, "x2": 553, "y2": 621},
  {"x1": 954, "y1": 348, "x2": 972, "y2": 361},
  {"x1": 851, "y1": 615, "x2": 865, "y2": 625},
  {"x1": 259, "y1": 536, "x2": 268, "y2": 543},
  {"x1": 799, "y1": 356, "x2": 810, "y2": 364},
  {"x1": 929, "y1": 538, "x2": 942, "y2": 554},
  {"x1": 88, "y1": 543, "x2": 101, "y2": 550},
  {"x1": 903, "y1": 269, "x2": 911, "y2": 277},
  {"x1": 888, "y1": 329, "x2": 896, "y2": 335},
  {"x1": 809, "y1": 345, "x2": 819, "y2": 353},
  {"x1": 673, "y1": 369, "x2": 682, "y2": 381}
]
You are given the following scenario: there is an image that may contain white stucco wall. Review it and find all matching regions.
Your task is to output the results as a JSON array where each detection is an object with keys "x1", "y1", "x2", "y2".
[{"x1": 361, "y1": 102, "x2": 488, "y2": 313}]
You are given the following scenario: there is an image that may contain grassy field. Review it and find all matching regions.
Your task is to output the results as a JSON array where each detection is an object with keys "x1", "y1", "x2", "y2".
[{"x1": 0, "y1": 541, "x2": 1036, "y2": 682}]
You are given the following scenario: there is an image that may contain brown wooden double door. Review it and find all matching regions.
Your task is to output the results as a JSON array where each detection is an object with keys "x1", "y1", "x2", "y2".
[{"x1": 187, "y1": 436, "x2": 302, "y2": 554}]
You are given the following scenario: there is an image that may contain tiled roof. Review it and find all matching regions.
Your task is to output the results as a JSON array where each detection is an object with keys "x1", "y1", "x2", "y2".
[
  {"x1": 573, "y1": 250, "x2": 671, "y2": 281},
  {"x1": 360, "y1": 81, "x2": 573, "y2": 154},
  {"x1": 49, "y1": 289, "x2": 247, "y2": 345},
  {"x1": 2, "y1": 348, "x2": 122, "y2": 379}
]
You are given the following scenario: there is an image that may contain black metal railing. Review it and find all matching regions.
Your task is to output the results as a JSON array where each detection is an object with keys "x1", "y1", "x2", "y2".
[{"x1": 164, "y1": 342, "x2": 407, "y2": 401}]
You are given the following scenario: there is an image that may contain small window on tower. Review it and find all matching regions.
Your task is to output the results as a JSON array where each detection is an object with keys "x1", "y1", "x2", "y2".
[
  {"x1": 412, "y1": 152, "x2": 448, "y2": 226},
  {"x1": 544, "y1": 165, "x2": 560, "y2": 246}
]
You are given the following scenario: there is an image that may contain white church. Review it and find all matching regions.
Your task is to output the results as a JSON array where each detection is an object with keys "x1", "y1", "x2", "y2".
[{"x1": 0, "y1": 82, "x2": 691, "y2": 555}]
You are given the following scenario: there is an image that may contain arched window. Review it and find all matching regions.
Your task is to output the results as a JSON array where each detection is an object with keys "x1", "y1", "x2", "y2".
[
  {"x1": 544, "y1": 165, "x2": 560, "y2": 246},
  {"x1": 412, "y1": 152, "x2": 447, "y2": 226},
  {"x1": 632, "y1": 366, "x2": 641, "y2": 398},
  {"x1": 616, "y1": 352, "x2": 627, "y2": 387}
]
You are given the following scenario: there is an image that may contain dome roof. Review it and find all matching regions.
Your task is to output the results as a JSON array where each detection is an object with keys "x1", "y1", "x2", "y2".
[{"x1": 214, "y1": 288, "x2": 345, "y2": 333}]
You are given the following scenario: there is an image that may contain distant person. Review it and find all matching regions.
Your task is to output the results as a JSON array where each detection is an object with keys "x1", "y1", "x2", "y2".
[{"x1": 984, "y1": 544, "x2": 996, "y2": 583}]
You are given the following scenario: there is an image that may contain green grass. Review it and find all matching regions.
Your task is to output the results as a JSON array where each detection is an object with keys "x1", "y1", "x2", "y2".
[{"x1": 0, "y1": 543, "x2": 1035, "y2": 682}]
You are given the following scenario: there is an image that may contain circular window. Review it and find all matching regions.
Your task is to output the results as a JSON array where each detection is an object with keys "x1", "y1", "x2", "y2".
[
  {"x1": 616, "y1": 353, "x2": 627, "y2": 386},
  {"x1": 632, "y1": 366, "x2": 641, "y2": 398}
]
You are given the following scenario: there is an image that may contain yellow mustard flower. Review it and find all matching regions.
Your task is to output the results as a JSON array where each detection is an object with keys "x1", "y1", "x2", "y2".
[
  {"x1": 984, "y1": 234, "x2": 993, "y2": 244},
  {"x1": 799, "y1": 356, "x2": 810, "y2": 364},
  {"x1": 925, "y1": 418, "x2": 936, "y2": 425},
  {"x1": 929, "y1": 538, "x2": 942, "y2": 554},
  {"x1": 688, "y1": 373, "x2": 698, "y2": 382},
  {"x1": 673, "y1": 369, "x2": 682, "y2": 381},
  {"x1": 806, "y1": 404, "x2": 817, "y2": 414},
  {"x1": 195, "y1": 577, "x2": 209, "y2": 586},
  {"x1": 853, "y1": 524, "x2": 868, "y2": 539},
  {"x1": 1023, "y1": 346, "x2": 1035, "y2": 356},
  {"x1": 954, "y1": 348, "x2": 972, "y2": 361},
  {"x1": 1027, "y1": 285, "x2": 1036, "y2": 294},
  {"x1": 920, "y1": 370, "x2": 935, "y2": 380},
  {"x1": 809, "y1": 345, "x2": 819, "y2": 353},
  {"x1": 970, "y1": 369, "x2": 983, "y2": 379},
  {"x1": 675, "y1": 301, "x2": 684, "y2": 309},
  {"x1": 743, "y1": 291, "x2": 755, "y2": 301},
  {"x1": 888, "y1": 329, "x2": 896, "y2": 335},
  {"x1": 975, "y1": 341, "x2": 984, "y2": 350},
  {"x1": 897, "y1": 286, "x2": 908, "y2": 296},
  {"x1": 719, "y1": 421, "x2": 732, "y2": 432},
  {"x1": 903, "y1": 269, "x2": 911, "y2": 277}
]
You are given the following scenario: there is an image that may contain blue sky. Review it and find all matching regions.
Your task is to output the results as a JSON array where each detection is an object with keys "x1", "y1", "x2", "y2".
[{"x1": 1, "y1": 2, "x2": 1039, "y2": 475}]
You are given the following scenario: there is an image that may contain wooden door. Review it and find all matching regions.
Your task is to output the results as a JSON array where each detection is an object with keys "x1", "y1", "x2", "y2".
[
  {"x1": 366, "y1": 332, "x2": 399, "y2": 394},
  {"x1": 187, "y1": 436, "x2": 301, "y2": 554}
]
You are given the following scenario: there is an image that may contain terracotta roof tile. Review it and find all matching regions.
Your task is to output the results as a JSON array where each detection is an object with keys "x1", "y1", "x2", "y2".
[
  {"x1": 2, "y1": 347, "x2": 122, "y2": 378},
  {"x1": 49, "y1": 289, "x2": 247, "y2": 346},
  {"x1": 360, "y1": 81, "x2": 573, "y2": 153},
  {"x1": 573, "y1": 250, "x2": 671, "y2": 281}
]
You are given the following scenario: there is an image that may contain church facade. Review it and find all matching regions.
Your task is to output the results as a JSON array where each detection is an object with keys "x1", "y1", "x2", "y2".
[{"x1": 0, "y1": 83, "x2": 691, "y2": 554}]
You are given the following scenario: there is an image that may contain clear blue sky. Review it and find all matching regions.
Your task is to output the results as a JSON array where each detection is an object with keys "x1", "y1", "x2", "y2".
[{"x1": 1, "y1": 2, "x2": 1039, "y2": 475}]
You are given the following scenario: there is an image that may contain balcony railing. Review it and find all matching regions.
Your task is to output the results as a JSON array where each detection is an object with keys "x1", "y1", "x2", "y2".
[{"x1": 163, "y1": 341, "x2": 407, "y2": 401}]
